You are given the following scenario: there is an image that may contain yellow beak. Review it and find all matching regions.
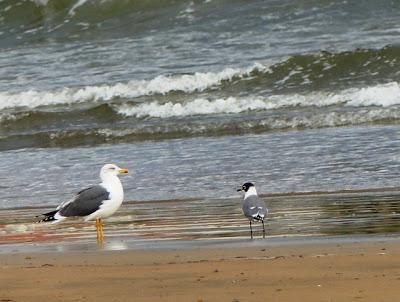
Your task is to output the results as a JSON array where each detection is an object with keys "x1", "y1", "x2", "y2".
[{"x1": 118, "y1": 168, "x2": 129, "y2": 174}]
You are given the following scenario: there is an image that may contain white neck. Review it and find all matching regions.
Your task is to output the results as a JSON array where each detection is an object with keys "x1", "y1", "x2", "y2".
[
  {"x1": 100, "y1": 173, "x2": 124, "y2": 199},
  {"x1": 100, "y1": 173, "x2": 121, "y2": 186},
  {"x1": 244, "y1": 186, "x2": 258, "y2": 198}
]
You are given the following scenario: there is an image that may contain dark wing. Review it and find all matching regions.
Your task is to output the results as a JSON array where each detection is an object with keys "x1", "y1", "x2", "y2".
[
  {"x1": 242, "y1": 195, "x2": 268, "y2": 220},
  {"x1": 58, "y1": 185, "x2": 110, "y2": 217}
]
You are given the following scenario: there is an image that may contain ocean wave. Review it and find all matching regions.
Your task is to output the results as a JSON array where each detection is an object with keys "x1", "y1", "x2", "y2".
[
  {"x1": 2, "y1": 80, "x2": 400, "y2": 123},
  {"x1": 117, "y1": 82, "x2": 400, "y2": 118},
  {"x1": 117, "y1": 97, "x2": 276, "y2": 118},
  {"x1": 262, "y1": 46, "x2": 400, "y2": 91},
  {"x1": 0, "y1": 63, "x2": 266, "y2": 110},
  {"x1": 1, "y1": 106, "x2": 399, "y2": 151},
  {"x1": 344, "y1": 82, "x2": 400, "y2": 107},
  {"x1": 2, "y1": 45, "x2": 400, "y2": 111}
]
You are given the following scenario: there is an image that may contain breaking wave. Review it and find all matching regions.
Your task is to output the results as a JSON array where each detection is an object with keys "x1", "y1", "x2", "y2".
[
  {"x1": 2, "y1": 46, "x2": 400, "y2": 150},
  {"x1": 1, "y1": 106, "x2": 399, "y2": 151},
  {"x1": 117, "y1": 82, "x2": 400, "y2": 118},
  {"x1": 0, "y1": 64, "x2": 265, "y2": 111}
]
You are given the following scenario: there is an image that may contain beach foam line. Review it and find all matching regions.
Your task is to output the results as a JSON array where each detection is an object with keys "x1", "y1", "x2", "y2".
[
  {"x1": 1, "y1": 65, "x2": 399, "y2": 113},
  {"x1": 0, "y1": 63, "x2": 267, "y2": 111},
  {"x1": 117, "y1": 97, "x2": 275, "y2": 118},
  {"x1": 343, "y1": 82, "x2": 400, "y2": 107},
  {"x1": 117, "y1": 82, "x2": 400, "y2": 118}
]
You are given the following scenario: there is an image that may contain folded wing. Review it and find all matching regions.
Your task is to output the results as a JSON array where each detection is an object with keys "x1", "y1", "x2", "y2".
[
  {"x1": 242, "y1": 195, "x2": 268, "y2": 221},
  {"x1": 58, "y1": 185, "x2": 110, "y2": 217}
]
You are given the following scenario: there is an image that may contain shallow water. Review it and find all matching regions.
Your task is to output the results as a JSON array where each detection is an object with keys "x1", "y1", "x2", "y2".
[
  {"x1": 1, "y1": 1, "x2": 400, "y2": 251},
  {"x1": 0, "y1": 124, "x2": 399, "y2": 209},
  {"x1": 2, "y1": 189, "x2": 400, "y2": 251}
]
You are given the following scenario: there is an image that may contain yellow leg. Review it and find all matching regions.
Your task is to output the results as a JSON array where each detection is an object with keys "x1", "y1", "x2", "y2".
[
  {"x1": 96, "y1": 218, "x2": 104, "y2": 245},
  {"x1": 99, "y1": 218, "x2": 104, "y2": 240},
  {"x1": 95, "y1": 218, "x2": 100, "y2": 240}
]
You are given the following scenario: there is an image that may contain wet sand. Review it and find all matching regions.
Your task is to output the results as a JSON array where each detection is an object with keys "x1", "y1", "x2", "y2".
[
  {"x1": 1, "y1": 239, "x2": 400, "y2": 302},
  {"x1": 2, "y1": 189, "x2": 400, "y2": 246},
  {"x1": 2, "y1": 190, "x2": 400, "y2": 301}
]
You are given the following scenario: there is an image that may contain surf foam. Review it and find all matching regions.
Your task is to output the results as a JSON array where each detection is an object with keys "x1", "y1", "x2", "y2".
[
  {"x1": 0, "y1": 63, "x2": 266, "y2": 110},
  {"x1": 117, "y1": 82, "x2": 400, "y2": 118}
]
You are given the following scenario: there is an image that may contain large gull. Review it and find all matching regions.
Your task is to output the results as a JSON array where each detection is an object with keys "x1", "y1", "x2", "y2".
[
  {"x1": 38, "y1": 164, "x2": 128, "y2": 243},
  {"x1": 237, "y1": 182, "x2": 268, "y2": 239}
]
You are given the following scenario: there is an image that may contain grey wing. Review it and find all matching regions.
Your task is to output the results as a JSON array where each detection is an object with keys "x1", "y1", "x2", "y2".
[
  {"x1": 242, "y1": 195, "x2": 268, "y2": 220},
  {"x1": 58, "y1": 185, "x2": 110, "y2": 217}
]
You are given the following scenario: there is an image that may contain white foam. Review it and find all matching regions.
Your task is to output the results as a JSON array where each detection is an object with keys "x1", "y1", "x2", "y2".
[
  {"x1": 115, "y1": 95, "x2": 324, "y2": 118},
  {"x1": 117, "y1": 97, "x2": 276, "y2": 118},
  {"x1": 69, "y1": 0, "x2": 89, "y2": 16},
  {"x1": 31, "y1": 0, "x2": 50, "y2": 6},
  {"x1": 0, "y1": 88, "x2": 83, "y2": 111},
  {"x1": 117, "y1": 82, "x2": 400, "y2": 119},
  {"x1": 2, "y1": 60, "x2": 399, "y2": 114},
  {"x1": 269, "y1": 108, "x2": 400, "y2": 129},
  {"x1": 343, "y1": 82, "x2": 400, "y2": 107},
  {"x1": 0, "y1": 64, "x2": 266, "y2": 110}
]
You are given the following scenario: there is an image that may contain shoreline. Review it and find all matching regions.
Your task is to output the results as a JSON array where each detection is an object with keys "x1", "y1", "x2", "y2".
[
  {"x1": 2, "y1": 188, "x2": 400, "y2": 251},
  {"x1": 1, "y1": 236, "x2": 400, "y2": 302},
  {"x1": 2, "y1": 188, "x2": 400, "y2": 301},
  {"x1": 1, "y1": 232, "x2": 400, "y2": 255}
]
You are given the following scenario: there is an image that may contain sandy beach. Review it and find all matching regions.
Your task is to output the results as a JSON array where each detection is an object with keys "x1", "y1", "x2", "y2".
[
  {"x1": 1, "y1": 238, "x2": 400, "y2": 302},
  {"x1": 2, "y1": 190, "x2": 400, "y2": 301},
  {"x1": 2, "y1": 2, "x2": 400, "y2": 302}
]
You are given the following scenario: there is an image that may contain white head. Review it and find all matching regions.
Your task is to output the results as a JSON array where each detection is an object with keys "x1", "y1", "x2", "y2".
[
  {"x1": 237, "y1": 182, "x2": 258, "y2": 198},
  {"x1": 100, "y1": 164, "x2": 129, "y2": 181}
]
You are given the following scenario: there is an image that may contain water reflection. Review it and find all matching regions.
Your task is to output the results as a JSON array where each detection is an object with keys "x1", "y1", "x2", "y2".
[{"x1": 1, "y1": 190, "x2": 400, "y2": 246}]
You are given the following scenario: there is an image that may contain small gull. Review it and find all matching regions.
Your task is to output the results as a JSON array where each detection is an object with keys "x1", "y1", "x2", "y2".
[
  {"x1": 237, "y1": 182, "x2": 268, "y2": 239},
  {"x1": 37, "y1": 164, "x2": 128, "y2": 243}
]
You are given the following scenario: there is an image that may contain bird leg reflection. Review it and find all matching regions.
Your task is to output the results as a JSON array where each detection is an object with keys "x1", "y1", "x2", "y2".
[
  {"x1": 261, "y1": 219, "x2": 266, "y2": 238},
  {"x1": 96, "y1": 218, "x2": 104, "y2": 246}
]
